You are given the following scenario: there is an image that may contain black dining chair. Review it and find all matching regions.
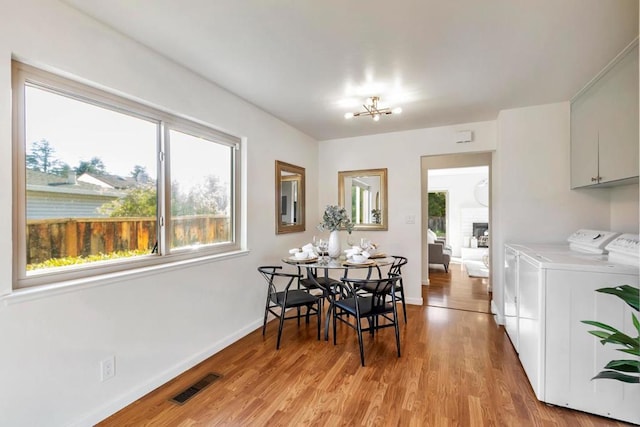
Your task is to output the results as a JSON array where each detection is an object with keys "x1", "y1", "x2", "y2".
[
  {"x1": 258, "y1": 266, "x2": 321, "y2": 349},
  {"x1": 297, "y1": 265, "x2": 342, "y2": 295},
  {"x1": 332, "y1": 274, "x2": 402, "y2": 366},
  {"x1": 387, "y1": 256, "x2": 408, "y2": 323},
  {"x1": 355, "y1": 256, "x2": 408, "y2": 323},
  {"x1": 296, "y1": 265, "x2": 343, "y2": 340}
]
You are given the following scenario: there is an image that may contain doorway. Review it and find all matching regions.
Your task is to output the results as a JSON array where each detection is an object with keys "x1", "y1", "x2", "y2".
[{"x1": 421, "y1": 153, "x2": 493, "y2": 313}]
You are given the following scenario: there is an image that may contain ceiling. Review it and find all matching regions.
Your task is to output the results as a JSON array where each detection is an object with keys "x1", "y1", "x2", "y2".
[{"x1": 62, "y1": 0, "x2": 638, "y2": 141}]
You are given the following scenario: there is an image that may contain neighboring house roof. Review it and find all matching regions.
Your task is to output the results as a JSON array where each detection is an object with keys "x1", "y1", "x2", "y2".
[
  {"x1": 26, "y1": 169, "x2": 124, "y2": 197},
  {"x1": 26, "y1": 169, "x2": 74, "y2": 186},
  {"x1": 77, "y1": 172, "x2": 139, "y2": 189},
  {"x1": 25, "y1": 170, "x2": 129, "y2": 220}
]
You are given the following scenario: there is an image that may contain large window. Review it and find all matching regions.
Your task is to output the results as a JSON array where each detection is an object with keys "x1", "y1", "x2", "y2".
[{"x1": 12, "y1": 61, "x2": 242, "y2": 288}]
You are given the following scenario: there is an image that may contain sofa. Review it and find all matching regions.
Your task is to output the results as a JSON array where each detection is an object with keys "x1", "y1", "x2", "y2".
[{"x1": 428, "y1": 241, "x2": 451, "y2": 272}]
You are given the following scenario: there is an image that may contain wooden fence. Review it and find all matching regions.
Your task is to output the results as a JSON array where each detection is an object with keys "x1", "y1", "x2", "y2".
[{"x1": 26, "y1": 215, "x2": 230, "y2": 264}]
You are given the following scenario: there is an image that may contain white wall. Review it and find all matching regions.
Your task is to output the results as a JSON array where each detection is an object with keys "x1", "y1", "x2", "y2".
[
  {"x1": 0, "y1": 1, "x2": 320, "y2": 425},
  {"x1": 610, "y1": 184, "x2": 640, "y2": 233},
  {"x1": 319, "y1": 121, "x2": 498, "y2": 305},
  {"x1": 428, "y1": 170, "x2": 489, "y2": 257},
  {"x1": 0, "y1": 3, "x2": 636, "y2": 426},
  {"x1": 492, "y1": 102, "x2": 612, "y2": 322},
  {"x1": 321, "y1": 103, "x2": 616, "y2": 323}
]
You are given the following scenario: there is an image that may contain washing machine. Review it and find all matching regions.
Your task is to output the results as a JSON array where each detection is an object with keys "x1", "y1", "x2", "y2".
[
  {"x1": 504, "y1": 229, "x2": 621, "y2": 353},
  {"x1": 504, "y1": 231, "x2": 639, "y2": 424}
]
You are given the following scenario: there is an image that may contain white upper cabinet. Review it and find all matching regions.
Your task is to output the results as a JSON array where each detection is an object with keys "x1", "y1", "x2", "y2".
[{"x1": 570, "y1": 40, "x2": 639, "y2": 188}]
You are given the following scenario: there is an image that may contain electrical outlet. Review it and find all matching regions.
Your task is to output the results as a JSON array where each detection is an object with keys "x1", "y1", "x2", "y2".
[{"x1": 100, "y1": 356, "x2": 115, "y2": 382}]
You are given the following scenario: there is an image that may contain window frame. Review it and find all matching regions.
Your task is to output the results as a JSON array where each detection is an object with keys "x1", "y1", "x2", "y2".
[{"x1": 12, "y1": 61, "x2": 243, "y2": 289}]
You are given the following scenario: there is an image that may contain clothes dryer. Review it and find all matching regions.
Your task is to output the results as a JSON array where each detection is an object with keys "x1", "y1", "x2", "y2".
[{"x1": 504, "y1": 232, "x2": 639, "y2": 424}]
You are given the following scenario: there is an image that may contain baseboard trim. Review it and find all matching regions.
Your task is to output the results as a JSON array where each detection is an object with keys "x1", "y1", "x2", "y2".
[
  {"x1": 406, "y1": 296, "x2": 423, "y2": 306},
  {"x1": 491, "y1": 300, "x2": 505, "y2": 325},
  {"x1": 72, "y1": 318, "x2": 263, "y2": 427}
]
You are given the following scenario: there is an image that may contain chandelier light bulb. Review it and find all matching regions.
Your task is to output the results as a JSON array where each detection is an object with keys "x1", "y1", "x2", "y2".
[{"x1": 343, "y1": 96, "x2": 401, "y2": 122}]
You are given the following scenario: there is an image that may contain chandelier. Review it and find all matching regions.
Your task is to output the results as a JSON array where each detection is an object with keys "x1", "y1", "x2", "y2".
[{"x1": 344, "y1": 96, "x2": 402, "y2": 121}]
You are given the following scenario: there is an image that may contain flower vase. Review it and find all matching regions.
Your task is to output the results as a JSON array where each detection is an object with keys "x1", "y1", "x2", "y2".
[{"x1": 328, "y1": 230, "x2": 341, "y2": 259}]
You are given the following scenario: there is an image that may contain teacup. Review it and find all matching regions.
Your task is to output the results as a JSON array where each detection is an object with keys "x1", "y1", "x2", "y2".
[{"x1": 352, "y1": 254, "x2": 369, "y2": 263}]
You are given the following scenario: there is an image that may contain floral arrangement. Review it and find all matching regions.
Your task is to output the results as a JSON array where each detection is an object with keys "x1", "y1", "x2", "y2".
[
  {"x1": 318, "y1": 204, "x2": 354, "y2": 233},
  {"x1": 371, "y1": 208, "x2": 381, "y2": 224}
]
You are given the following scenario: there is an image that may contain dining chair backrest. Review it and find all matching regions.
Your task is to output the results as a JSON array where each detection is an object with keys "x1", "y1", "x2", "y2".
[
  {"x1": 388, "y1": 255, "x2": 408, "y2": 277},
  {"x1": 257, "y1": 265, "x2": 319, "y2": 349},
  {"x1": 340, "y1": 274, "x2": 401, "y2": 299},
  {"x1": 258, "y1": 265, "x2": 300, "y2": 296},
  {"x1": 387, "y1": 257, "x2": 408, "y2": 323}
]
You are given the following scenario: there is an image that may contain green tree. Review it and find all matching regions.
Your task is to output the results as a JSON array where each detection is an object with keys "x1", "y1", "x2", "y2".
[
  {"x1": 26, "y1": 139, "x2": 69, "y2": 175},
  {"x1": 99, "y1": 185, "x2": 156, "y2": 217},
  {"x1": 102, "y1": 175, "x2": 228, "y2": 219},
  {"x1": 75, "y1": 157, "x2": 107, "y2": 175},
  {"x1": 204, "y1": 175, "x2": 229, "y2": 213},
  {"x1": 130, "y1": 165, "x2": 151, "y2": 183},
  {"x1": 55, "y1": 163, "x2": 72, "y2": 177},
  {"x1": 171, "y1": 176, "x2": 228, "y2": 216},
  {"x1": 428, "y1": 192, "x2": 446, "y2": 217},
  {"x1": 130, "y1": 165, "x2": 147, "y2": 177}
]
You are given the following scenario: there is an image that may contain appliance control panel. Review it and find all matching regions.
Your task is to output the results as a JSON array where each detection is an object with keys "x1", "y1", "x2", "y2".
[
  {"x1": 605, "y1": 234, "x2": 640, "y2": 264},
  {"x1": 567, "y1": 229, "x2": 620, "y2": 254}
]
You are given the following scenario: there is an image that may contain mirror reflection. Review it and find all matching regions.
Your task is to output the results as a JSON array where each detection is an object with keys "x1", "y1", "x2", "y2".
[
  {"x1": 338, "y1": 168, "x2": 388, "y2": 231},
  {"x1": 276, "y1": 160, "x2": 305, "y2": 234}
]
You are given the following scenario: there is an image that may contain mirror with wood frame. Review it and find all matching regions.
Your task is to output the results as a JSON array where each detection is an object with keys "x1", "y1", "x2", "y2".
[
  {"x1": 275, "y1": 160, "x2": 305, "y2": 234},
  {"x1": 338, "y1": 168, "x2": 388, "y2": 231}
]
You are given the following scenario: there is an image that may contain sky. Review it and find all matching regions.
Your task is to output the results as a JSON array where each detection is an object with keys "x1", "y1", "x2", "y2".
[{"x1": 25, "y1": 85, "x2": 231, "y2": 191}]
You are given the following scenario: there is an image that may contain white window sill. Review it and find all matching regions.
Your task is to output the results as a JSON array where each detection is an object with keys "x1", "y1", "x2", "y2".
[{"x1": 1, "y1": 249, "x2": 250, "y2": 307}]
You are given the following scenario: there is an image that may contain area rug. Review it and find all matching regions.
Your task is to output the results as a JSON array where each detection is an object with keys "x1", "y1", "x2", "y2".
[{"x1": 464, "y1": 260, "x2": 489, "y2": 278}]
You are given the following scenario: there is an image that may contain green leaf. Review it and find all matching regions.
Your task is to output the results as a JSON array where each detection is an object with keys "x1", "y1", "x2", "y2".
[
  {"x1": 584, "y1": 285, "x2": 639, "y2": 384},
  {"x1": 602, "y1": 332, "x2": 638, "y2": 348},
  {"x1": 592, "y1": 370, "x2": 640, "y2": 383},
  {"x1": 586, "y1": 330, "x2": 612, "y2": 342},
  {"x1": 581, "y1": 320, "x2": 620, "y2": 334},
  {"x1": 619, "y1": 347, "x2": 640, "y2": 357},
  {"x1": 595, "y1": 285, "x2": 639, "y2": 311},
  {"x1": 603, "y1": 359, "x2": 640, "y2": 373}
]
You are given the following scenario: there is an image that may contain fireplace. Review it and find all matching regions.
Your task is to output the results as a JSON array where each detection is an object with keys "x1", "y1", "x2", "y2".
[{"x1": 473, "y1": 222, "x2": 489, "y2": 247}]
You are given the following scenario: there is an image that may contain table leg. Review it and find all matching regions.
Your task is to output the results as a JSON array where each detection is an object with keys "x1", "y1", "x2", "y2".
[{"x1": 323, "y1": 267, "x2": 332, "y2": 341}]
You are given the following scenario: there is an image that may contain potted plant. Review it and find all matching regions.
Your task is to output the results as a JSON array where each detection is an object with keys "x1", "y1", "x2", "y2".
[
  {"x1": 371, "y1": 208, "x2": 381, "y2": 224},
  {"x1": 317, "y1": 205, "x2": 353, "y2": 258},
  {"x1": 582, "y1": 285, "x2": 639, "y2": 383}
]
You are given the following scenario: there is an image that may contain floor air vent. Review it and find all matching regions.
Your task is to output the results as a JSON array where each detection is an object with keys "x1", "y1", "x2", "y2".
[{"x1": 169, "y1": 373, "x2": 222, "y2": 405}]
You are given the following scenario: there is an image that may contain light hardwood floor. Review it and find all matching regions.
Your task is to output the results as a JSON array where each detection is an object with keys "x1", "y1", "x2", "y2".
[
  {"x1": 98, "y1": 279, "x2": 632, "y2": 426},
  {"x1": 426, "y1": 262, "x2": 492, "y2": 314}
]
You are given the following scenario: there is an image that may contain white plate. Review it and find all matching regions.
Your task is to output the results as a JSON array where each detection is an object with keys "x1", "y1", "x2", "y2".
[
  {"x1": 288, "y1": 256, "x2": 318, "y2": 263},
  {"x1": 369, "y1": 253, "x2": 387, "y2": 259},
  {"x1": 343, "y1": 259, "x2": 375, "y2": 266}
]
